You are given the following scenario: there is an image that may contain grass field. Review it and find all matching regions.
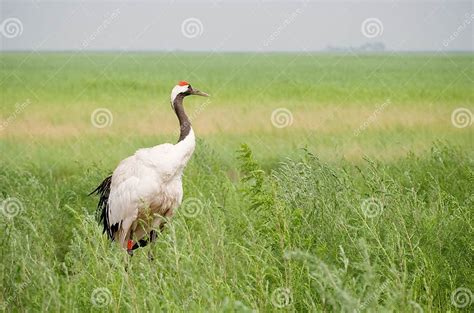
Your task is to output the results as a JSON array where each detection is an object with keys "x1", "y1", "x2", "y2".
[{"x1": 1, "y1": 53, "x2": 473, "y2": 312}]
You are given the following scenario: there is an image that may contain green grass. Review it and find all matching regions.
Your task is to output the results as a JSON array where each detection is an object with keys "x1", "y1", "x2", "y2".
[
  {"x1": 0, "y1": 53, "x2": 473, "y2": 312},
  {"x1": 1, "y1": 52, "x2": 473, "y2": 108}
]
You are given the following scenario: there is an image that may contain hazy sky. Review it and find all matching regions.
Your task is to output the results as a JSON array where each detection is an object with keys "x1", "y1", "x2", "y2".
[{"x1": 0, "y1": 0, "x2": 472, "y2": 52}]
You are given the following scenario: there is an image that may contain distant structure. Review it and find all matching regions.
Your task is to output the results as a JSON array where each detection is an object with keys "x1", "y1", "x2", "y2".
[{"x1": 325, "y1": 42, "x2": 386, "y2": 52}]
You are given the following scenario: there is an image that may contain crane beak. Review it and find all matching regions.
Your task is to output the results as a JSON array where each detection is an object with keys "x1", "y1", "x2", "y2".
[{"x1": 191, "y1": 89, "x2": 209, "y2": 97}]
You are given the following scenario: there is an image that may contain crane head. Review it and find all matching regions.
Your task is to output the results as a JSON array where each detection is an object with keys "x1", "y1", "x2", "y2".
[{"x1": 170, "y1": 81, "x2": 209, "y2": 107}]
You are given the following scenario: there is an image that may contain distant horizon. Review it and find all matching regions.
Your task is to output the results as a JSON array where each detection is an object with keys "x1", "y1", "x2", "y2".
[
  {"x1": 1, "y1": 0, "x2": 472, "y2": 52},
  {"x1": 1, "y1": 49, "x2": 473, "y2": 53}
]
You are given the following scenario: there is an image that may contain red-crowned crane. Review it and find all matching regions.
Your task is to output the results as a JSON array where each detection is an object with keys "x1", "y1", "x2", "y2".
[{"x1": 90, "y1": 81, "x2": 209, "y2": 254}]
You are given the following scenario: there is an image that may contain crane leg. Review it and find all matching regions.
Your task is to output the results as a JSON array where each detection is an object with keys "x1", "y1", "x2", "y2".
[{"x1": 126, "y1": 209, "x2": 174, "y2": 255}]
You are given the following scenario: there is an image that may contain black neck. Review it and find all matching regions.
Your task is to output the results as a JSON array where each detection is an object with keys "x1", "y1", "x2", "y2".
[{"x1": 173, "y1": 94, "x2": 191, "y2": 142}]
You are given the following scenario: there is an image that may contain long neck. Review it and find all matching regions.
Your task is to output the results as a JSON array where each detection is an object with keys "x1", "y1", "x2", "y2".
[{"x1": 173, "y1": 94, "x2": 191, "y2": 142}]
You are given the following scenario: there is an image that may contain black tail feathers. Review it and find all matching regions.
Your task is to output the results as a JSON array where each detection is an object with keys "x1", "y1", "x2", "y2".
[{"x1": 90, "y1": 175, "x2": 118, "y2": 240}]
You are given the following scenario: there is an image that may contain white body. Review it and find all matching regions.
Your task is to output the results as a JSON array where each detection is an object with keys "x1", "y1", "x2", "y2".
[{"x1": 108, "y1": 128, "x2": 195, "y2": 248}]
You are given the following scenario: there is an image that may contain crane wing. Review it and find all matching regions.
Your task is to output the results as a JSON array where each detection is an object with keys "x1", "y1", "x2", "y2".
[
  {"x1": 106, "y1": 143, "x2": 178, "y2": 239},
  {"x1": 94, "y1": 140, "x2": 192, "y2": 242}
]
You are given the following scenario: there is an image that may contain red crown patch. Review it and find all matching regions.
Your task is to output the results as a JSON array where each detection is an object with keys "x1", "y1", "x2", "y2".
[{"x1": 178, "y1": 81, "x2": 189, "y2": 86}]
